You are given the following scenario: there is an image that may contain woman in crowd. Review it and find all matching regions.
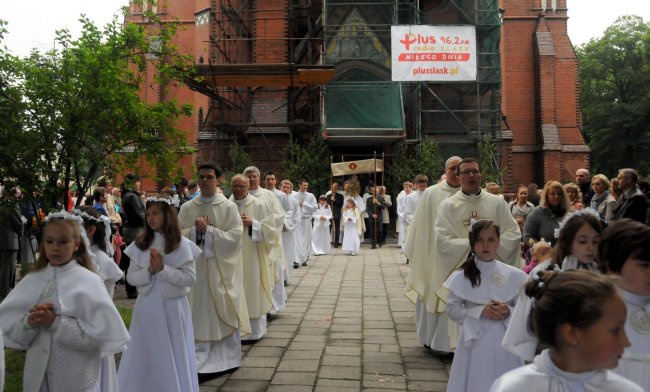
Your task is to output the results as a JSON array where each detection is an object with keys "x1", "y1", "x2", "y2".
[
  {"x1": 590, "y1": 174, "x2": 611, "y2": 220},
  {"x1": 523, "y1": 181, "x2": 571, "y2": 246}
]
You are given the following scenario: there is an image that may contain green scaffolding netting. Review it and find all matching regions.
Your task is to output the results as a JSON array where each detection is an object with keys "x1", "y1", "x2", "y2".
[{"x1": 324, "y1": 82, "x2": 404, "y2": 131}]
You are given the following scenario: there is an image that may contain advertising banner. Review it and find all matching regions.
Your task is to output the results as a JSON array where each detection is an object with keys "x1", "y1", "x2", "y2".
[{"x1": 391, "y1": 25, "x2": 477, "y2": 82}]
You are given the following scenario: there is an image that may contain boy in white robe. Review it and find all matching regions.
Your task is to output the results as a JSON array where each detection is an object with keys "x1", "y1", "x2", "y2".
[
  {"x1": 292, "y1": 180, "x2": 317, "y2": 266},
  {"x1": 280, "y1": 180, "x2": 301, "y2": 278}
]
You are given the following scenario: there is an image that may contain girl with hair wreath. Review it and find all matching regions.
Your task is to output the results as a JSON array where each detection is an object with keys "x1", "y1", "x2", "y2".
[
  {"x1": 442, "y1": 219, "x2": 528, "y2": 392},
  {"x1": 117, "y1": 196, "x2": 202, "y2": 392},
  {"x1": 491, "y1": 270, "x2": 642, "y2": 391}
]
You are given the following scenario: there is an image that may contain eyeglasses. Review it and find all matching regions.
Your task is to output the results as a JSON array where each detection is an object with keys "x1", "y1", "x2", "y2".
[{"x1": 459, "y1": 170, "x2": 480, "y2": 176}]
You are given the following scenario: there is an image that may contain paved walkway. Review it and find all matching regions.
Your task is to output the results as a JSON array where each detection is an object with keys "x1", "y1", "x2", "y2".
[{"x1": 115, "y1": 243, "x2": 452, "y2": 391}]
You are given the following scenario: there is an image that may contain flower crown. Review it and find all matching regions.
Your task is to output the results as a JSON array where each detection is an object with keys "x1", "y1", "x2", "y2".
[
  {"x1": 145, "y1": 196, "x2": 172, "y2": 205},
  {"x1": 72, "y1": 209, "x2": 102, "y2": 223},
  {"x1": 554, "y1": 208, "x2": 600, "y2": 239},
  {"x1": 45, "y1": 210, "x2": 84, "y2": 225}
]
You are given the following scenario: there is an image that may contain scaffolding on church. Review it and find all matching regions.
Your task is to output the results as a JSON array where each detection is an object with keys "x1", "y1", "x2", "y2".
[{"x1": 188, "y1": 0, "x2": 504, "y2": 175}]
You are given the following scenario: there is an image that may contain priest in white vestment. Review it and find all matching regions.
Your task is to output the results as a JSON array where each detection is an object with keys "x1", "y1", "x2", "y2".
[
  {"x1": 403, "y1": 157, "x2": 461, "y2": 351},
  {"x1": 177, "y1": 163, "x2": 250, "y2": 378},
  {"x1": 292, "y1": 180, "x2": 317, "y2": 266},
  {"x1": 230, "y1": 174, "x2": 275, "y2": 342},
  {"x1": 434, "y1": 158, "x2": 522, "y2": 350},
  {"x1": 248, "y1": 168, "x2": 286, "y2": 314},
  {"x1": 280, "y1": 180, "x2": 301, "y2": 279}
]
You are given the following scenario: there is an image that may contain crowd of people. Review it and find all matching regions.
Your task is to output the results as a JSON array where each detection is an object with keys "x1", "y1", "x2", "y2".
[
  {"x1": 0, "y1": 158, "x2": 649, "y2": 391},
  {"x1": 403, "y1": 158, "x2": 649, "y2": 391}
]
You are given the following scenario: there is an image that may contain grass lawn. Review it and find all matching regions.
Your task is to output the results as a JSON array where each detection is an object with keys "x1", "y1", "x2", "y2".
[{"x1": 3, "y1": 305, "x2": 133, "y2": 391}]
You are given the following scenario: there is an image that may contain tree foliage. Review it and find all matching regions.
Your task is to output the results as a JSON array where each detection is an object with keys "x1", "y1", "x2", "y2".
[
  {"x1": 0, "y1": 10, "x2": 194, "y2": 211},
  {"x1": 477, "y1": 137, "x2": 504, "y2": 184},
  {"x1": 223, "y1": 140, "x2": 253, "y2": 182},
  {"x1": 387, "y1": 138, "x2": 443, "y2": 192},
  {"x1": 577, "y1": 15, "x2": 650, "y2": 176},
  {"x1": 282, "y1": 133, "x2": 332, "y2": 196}
]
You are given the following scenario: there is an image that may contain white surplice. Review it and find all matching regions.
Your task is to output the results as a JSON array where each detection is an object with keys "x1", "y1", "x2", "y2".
[
  {"x1": 231, "y1": 194, "x2": 275, "y2": 341},
  {"x1": 311, "y1": 205, "x2": 332, "y2": 256},
  {"x1": 403, "y1": 181, "x2": 459, "y2": 349},
  {"x1": 250, "y1": 188, "x2": 285, "y2": 301},
  {"x1": 615, "y1": 289, "x2": 650, "y2": 391},
  {"x1": 292, "y1": 191, "x2": 317, "y2": 263},
  {"x1": 89, "y1": 244, "x2": 124, "y2": 392},
  {"x1": 443, "y1": 259, "x2": 528, "y2": 392},
  {"x1": 177, "y1": 193, "x2": 250, "y2": 373},
  {"x1": 435, "y1": 190, "x2": 522, "y2": 351},
  {"x1": 490, "y1": 349, "x2": 644, "y2": 392},
  {"x1": 395, "y1": 189, "x2": 410, "y2": 249},
  {"x1": 118, "y1": 234, "x2": 201, "y2": 392},
  {"x1": 282, "y1": 195, "x2": 301, "y2": 281}
]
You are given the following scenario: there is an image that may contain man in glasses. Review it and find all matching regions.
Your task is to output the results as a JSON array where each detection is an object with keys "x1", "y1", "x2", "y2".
[
  {"x1": 178, "y1": 162, "x2": 250, "y2": 382},
  {"x1": 433, "y1": 158, "x2": 522, "y2": 351}
]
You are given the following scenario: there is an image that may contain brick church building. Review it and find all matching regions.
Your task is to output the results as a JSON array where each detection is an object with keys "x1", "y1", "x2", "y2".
[{"x1": 127, "y1": 0, "x2": 588, "y2": 191}]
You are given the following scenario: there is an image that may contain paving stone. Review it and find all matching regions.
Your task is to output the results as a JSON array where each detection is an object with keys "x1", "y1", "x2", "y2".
[
  {"x1": 268, "y1": 386, "x2": 314, "y2": 392},
  {"x1": 316, "y1": 379, "x2": 361, "y2": 388},
  {"x1": 289, "y1": 341, "x2": 327, "y2": 351},
  {"x1": 271, "y1": 371, "x2": 318, "y2": 385},
  {"x1": 240, "y1": 355, "x2": 282, "y2": 368},
  {"x1": 363, "y1": 352, "x2": 403, "y2": 363},
  {"x1": 319, "y1": 365, "x2": 362, "y2": 380},
  {"x1": 277, "y1": 359, "x2": 320, "y2": 372},
  {"x1": 404, "y1": 369, "x2": 448, "y2": 381},
  {"x1": 227, "y1": 367, "x2": 275, "y2": 380},
  {"x1": 325, "y1": 346, "x2": 362, "y2": 356},
  {"x1": 219, "y1": 380, "x2": 270, "y2": 391},
  {"x1": 322, "y1": 354, "x2": 362, "y2": 367},
  {"x1": 246, "y1": 346, "x2": 285, "y2": 357},
  {"x1": 283, "y1": 350, "x2": 323, "y2": 360}
]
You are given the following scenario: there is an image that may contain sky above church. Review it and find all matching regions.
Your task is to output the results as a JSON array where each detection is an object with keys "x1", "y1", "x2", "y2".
[{"x1": 1, "y1": 1, "x2": 649, "y2": 57}]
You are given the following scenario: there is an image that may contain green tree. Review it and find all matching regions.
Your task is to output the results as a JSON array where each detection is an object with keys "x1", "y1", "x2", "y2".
[
  {"x1": 577, "y1": 15, "x2": 650, "y2": 176},
  {"x1": 281, "y1": 133, "x2": 331, "y2": 196},
  {"x1": 477, "y1": 136, "x2": 504, "y2": 184},
  {"x1": 387, "y1": 138, "x2": 443, "y2": 192},
  {"x1": 223, "y1": 140, "x2": 253, "y2": 182},
  {"x1": 0, "y1": 11, "x2": 194, "y2": 210}
]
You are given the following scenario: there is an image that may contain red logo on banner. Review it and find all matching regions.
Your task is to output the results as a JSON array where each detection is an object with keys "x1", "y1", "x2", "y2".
[{"x1": 348, "y1": 163, "x2": 358, "y2": 170}]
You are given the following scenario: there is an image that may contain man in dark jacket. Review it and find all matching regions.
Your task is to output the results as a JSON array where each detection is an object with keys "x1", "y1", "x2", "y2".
[
  {"x1": 613, "y1": 168, "x2": 648, "y2": 224},
  {"x1": 0, "y1": 189, "x2": 23, "y2": 300},
  {"x1": 328, "y1": 182, "x2": 344, "y2": 247},
  {"x1": 576, "y1": 168, "x2": 594, "y2": 206},
  {"x1": 120, "y1": 173, "x2": 145, "y2": 299},
  {"x1": 366, "y1": 186, "x2": 387, "y2": 249}
]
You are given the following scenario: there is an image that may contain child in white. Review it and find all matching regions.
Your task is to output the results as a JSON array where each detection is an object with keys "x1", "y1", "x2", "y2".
[
  {"x1": 491, "y1": 270, "x2": 642, "y2": 392},
  {"x1": 442, "y1": 219, "x2": 528, "y2": 392},
  {"x1": 117, "y1": 197, "x2": 202, "y2": 392},
  {"x1": 0, "y1": 212, "x2": 129, "y2": 392},
  {"x1": 342, "y1": 198, "x2": 362, "y2": 255},
  {"x1": 76, "y1": 207, "x2": 124, "y2": 392},
  {"x1": 504, "y1": 209, "x2": 603, "y2": 361},
  {"x1": 311, "y1": 195, "x2": 332, "y2": 255},
  {"x1": 600, "y1": 219, "x2": 650, "y2": 391}
]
